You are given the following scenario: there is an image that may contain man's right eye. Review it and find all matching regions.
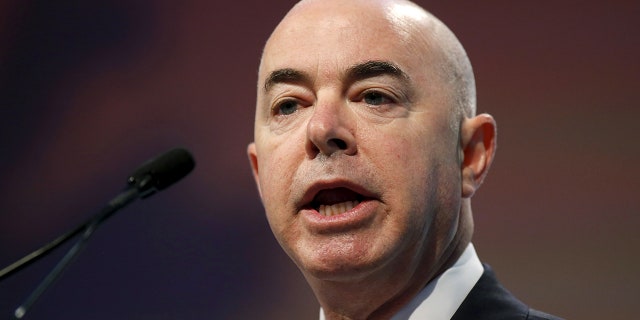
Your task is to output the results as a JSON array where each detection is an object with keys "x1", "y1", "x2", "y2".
[{"x1": 276, "y1": 100, "x2": 299, "y2": 115}]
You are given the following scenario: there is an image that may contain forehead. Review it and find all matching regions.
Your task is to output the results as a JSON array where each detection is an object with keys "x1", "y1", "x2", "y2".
[{"x1": 260, "y1": 1, "x2": 432, "y2": 83}]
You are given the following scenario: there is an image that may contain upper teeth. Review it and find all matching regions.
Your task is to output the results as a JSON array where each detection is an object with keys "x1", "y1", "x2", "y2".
[{"x1": 318, "y1": 200, "x2": 359, "y2": 216}]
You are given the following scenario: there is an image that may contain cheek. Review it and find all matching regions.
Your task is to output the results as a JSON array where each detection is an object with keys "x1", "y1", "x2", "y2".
[
  {"x1": 256, "y1": 141, "x2": 301, "y2": 220},
  {"x1": 371, "y1": 125, "x2": 460, "y2": 217},
  {"x1": 370, "y1": 129, "x2": 433, "y2": 190},
  {"x1": 259, "y1": 154, "x2": 291, "y2": 206},
  {"x1": 256, "y1": 146, "x2": 307, "y2": 260},
  {"x1": 259, "y1": 159, "x2": 294, "y2": 245}
]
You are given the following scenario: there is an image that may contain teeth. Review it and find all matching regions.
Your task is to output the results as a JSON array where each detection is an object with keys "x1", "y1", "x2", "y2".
[{"x1": 318, "y1": 200, "x2": 360, "y2": 216}]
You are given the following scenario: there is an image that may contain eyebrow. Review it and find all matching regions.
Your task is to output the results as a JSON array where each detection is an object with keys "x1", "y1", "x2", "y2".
[
  {"x1": 345, "y1": 60, "x2": 410, "y2": 85},
  {"x1": 264, "y1": 68, "x2": 311, "y2": 92},
  {"x1": 263, "y1": 60, "x2": 410, "y2": 92}
]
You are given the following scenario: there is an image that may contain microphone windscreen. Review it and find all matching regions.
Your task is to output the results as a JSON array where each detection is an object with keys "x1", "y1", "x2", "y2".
[{"x1": 128, "y1": 148, "x2": 195, "y2": 194}]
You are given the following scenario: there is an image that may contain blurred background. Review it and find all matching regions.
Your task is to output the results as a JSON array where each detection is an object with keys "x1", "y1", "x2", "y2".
[{"x1": 0, "y1": 0, "x2": 638, "y2": 319}]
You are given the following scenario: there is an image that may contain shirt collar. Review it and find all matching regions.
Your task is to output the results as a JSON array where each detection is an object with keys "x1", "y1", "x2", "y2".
[{"x1": 319, "y1": 243, "x2": 483, "y2": 320}]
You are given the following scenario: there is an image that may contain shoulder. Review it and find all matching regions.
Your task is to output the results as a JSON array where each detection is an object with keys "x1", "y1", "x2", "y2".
[{"x1": 452, "y1": 264, "x2": 564, "y2": 320}]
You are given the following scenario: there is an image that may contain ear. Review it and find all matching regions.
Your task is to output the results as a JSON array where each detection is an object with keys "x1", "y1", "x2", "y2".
[
  {"x1": 247, "y1": 142, "x2": 262, "y2": 199},
  {"x1": 460, "y1": 114, "x2": 497, "y2": 198}
]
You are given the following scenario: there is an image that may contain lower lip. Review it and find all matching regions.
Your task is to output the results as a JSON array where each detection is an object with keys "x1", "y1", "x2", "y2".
[{"x1": 300, "y1": 200, "x2": 379, "y2": 233}]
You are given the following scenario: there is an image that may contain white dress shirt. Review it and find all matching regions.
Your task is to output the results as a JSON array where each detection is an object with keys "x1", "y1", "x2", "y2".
[{"x1": 319, "y1": 243, "x2": 483, "y2": 320}]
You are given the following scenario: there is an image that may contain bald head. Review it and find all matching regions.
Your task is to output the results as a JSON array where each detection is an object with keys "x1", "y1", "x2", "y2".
[{"x1": 261, "y1": 0, "x2": 476, "y2": 122}]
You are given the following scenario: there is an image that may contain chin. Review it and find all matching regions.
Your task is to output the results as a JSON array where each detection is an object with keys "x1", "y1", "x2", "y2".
[
  {"x1": 300, "y1": 259, "x2": 379, "y2": 282},
  {"x1": 292, "y1": 234, "x2": 396, "y2": 281}
]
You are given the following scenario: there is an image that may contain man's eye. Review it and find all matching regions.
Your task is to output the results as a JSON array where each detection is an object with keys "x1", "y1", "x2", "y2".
[
  {"x1": 363, "y1": 91, "x2": 393, "y2": 106},
  {"x1": 276, "y1": 100, "x2": 299, "y2": 115}
]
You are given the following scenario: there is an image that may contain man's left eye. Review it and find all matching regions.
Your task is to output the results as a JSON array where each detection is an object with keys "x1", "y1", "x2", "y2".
[{"x1": 363, "y1": 91, "x2": 393, "y2": 106}]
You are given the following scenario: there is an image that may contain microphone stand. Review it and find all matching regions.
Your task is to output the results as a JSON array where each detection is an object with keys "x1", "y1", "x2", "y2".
[
  {"x1": 2, "y1": 147, "x2": 195, "y2": 319},
  {"x1": 12, "y1": 186, "x2": 142, "y2": 319}
]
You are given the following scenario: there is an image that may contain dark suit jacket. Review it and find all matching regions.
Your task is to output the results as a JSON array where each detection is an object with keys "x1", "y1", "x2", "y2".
[{"x1": 451, "y1": 264, "x2": 563, "y2": 320}]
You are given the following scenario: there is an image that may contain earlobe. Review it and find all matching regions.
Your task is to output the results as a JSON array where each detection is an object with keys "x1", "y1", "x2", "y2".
[
  {"x1": 460, "y1": 114, "x2": 497, "y2": 198},
  {"x1": 247, "y1": 143, "x2": 262, "y2": 198}
]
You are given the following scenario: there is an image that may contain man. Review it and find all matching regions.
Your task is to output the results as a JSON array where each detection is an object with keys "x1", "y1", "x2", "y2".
[{"x1": 247, "y1": 0, "x2": 562, "y2": 319}]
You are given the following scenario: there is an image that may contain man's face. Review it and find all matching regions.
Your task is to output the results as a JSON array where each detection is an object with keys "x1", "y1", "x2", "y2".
[{"x1": 249, "y1": 2, "x2": 464, "y2": 282}]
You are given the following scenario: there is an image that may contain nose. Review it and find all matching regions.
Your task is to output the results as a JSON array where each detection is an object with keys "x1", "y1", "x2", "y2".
[{"x1": 306, "y1": 100, "x2": 357, "y2": 158}]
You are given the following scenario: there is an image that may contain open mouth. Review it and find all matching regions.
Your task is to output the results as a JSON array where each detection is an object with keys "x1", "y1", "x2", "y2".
[{"x1": 308, "y1": 187, "x2": 367, "y2": 217}]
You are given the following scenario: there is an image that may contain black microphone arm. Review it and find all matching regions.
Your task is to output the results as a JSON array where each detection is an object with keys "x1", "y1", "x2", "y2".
[{"x1": 1, "y1": 147, "x2": 195, "y2": 319}]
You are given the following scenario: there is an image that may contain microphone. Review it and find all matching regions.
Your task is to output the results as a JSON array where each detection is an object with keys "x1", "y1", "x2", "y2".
[
  {"x1": 3, "y1": 147, "x2": 195, "y2": 319},
  {"x1": 127, "y1": 147, "x2": 196, "y2": 198}
]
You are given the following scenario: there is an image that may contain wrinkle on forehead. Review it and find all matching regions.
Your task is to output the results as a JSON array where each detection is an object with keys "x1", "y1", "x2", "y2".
[{"x1": 261, "y1": 0, "x2": 421, "y2": 75}]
